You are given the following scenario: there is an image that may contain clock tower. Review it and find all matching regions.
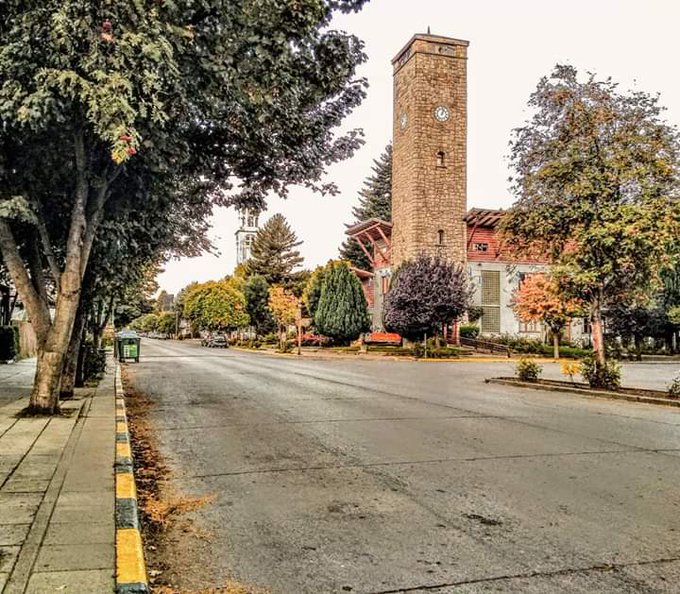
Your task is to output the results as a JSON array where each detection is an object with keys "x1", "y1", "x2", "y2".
[{"x1": 391, "y1": 34, "x2": 469, "y2": 268}]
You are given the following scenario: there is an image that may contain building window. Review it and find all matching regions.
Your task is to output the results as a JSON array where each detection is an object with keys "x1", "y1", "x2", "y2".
[
  {"x1": 473, "y1": 243, "x2": 488, "y2": 252},
  {"x1": 436, "y1": 151, "x2": 446, "y2": 167},
  {"x1": 582, "y1": 318, "x2": 592, "y2": 334},
  {"x1": 437, "y1": 229, "x2": 444, "y2": 245},
  {"x1": 480, "y1": 270, "x2": 501, "y2": 334}
]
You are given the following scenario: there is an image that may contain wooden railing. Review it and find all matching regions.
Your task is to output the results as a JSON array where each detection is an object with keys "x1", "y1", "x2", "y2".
[{"x1": 460, "y1": 336, "x2": 511, "y2": 357}]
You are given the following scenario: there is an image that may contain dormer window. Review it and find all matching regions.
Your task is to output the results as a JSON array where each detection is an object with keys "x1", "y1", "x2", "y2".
[{"x1": 473, "y1": 242, "x2": 488, "y2": 252}]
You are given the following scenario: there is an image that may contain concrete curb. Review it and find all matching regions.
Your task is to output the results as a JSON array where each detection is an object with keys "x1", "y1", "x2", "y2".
[
  {"x1": 486, "y1": 377, "x2": 680, "y2": 408},
  {"x1": 114, "y1": 363, "x2": 149, "y2": 594}
]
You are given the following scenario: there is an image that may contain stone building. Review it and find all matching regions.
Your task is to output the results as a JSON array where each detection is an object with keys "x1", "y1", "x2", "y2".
[{"x1": 347, "y1": 33, "x2": 589, "y2": 344}]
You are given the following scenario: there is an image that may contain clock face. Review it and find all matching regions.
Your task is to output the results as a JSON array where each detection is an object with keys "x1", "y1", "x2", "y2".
[
  {"x1": 399, "y1": 112, "x2": 408, "y2": 129},
  {"x1": 434, "y1": 105, "x2": 450, "y2": 122}
]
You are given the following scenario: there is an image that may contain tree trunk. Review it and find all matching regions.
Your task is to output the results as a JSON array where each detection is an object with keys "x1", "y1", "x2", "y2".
[
  {"x1": 553, "y1": 333, "x2": 560, "y2": 360},
  {"x1": 28, "y1": 271, "x2": 82, "y2": 413},
  {"x1": 75, "y1": 322, "x2": 87, "y2": 388},
  {"x1": 591, "y1": 303, "x2": 606, "y2": 366},
  {"x1": 29, "y1": 350, "x2": 64, "y2": 414},
  {"x1": 60, "y1": 304, "x2": 87, "y2": 399}
]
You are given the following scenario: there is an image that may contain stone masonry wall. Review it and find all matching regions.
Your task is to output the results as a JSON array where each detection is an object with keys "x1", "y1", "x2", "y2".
[{"x1": 392, "y1": 35, "x2": 468, "y2": 269}]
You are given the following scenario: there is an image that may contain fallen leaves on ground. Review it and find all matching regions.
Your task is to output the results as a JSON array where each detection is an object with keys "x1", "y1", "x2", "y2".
[{"x1": 154, "y1": 581, "x2": 269, "y2": 594}]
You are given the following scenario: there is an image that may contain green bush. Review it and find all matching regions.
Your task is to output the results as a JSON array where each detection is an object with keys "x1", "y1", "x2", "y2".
[
  {"x1": 426, "y1": 347, "x2": 462, "y2": 359},
  {"x1": 261, "y1": 332, "x2": 278, "y2": 345},
  {"x1": 459, "y1": 324, "x2": 479, "y2": 339},
  {"x1": 516, "y1": 357, "x2": 542, "y2": 382},
  {"x1": 580, "y1": 355, "x2": 621, "y2": 390},
  {"x1": 0, "y1": 326, "x2": 17, "y2": 361},
  {"x1": 278, "y1": 339, "x2": 295, "y2": 354},
  {"x1": 485, "y1": 335, "x2": 590, "y2": 359},
  {"x1": 667, "y1": 375, "x2": 680, "y2": 399}
]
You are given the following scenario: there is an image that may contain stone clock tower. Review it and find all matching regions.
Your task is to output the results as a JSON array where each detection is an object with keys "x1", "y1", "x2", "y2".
[{"x1": 391, "y1": 34, "x2": 469, "y2": 268}]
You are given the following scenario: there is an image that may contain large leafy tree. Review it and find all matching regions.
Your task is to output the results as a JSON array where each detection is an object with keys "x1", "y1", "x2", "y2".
[
  {"x1": 244, "y1": 275, "x2": 276, "y2": 336},
  {"x1": 510, "y1": 273, "x2": 582, "y2": 359},
  {"x1": 247, "y1": 214, "x2": 304, "y2": 286},
  {"x1": 339, "y1": 144, "x2": 392, "y2": 270},
  {"x1": 268, "y1": 285, "x2": 299, "y2": 349},
  {"x1": 184, "y1": 280, "x2": 249, "y2": 332},
  {"x1": 501, "y1": 65, "x2": 680, "y2": 372},
  {"x1": 0, "y1": 1, "x2": 368, "y2": 413},
  {"x1": 314, "y1": 261, "x2": 370, "y2": 344},
  {"x1": 383, "y1": 256, "x2": 471, "y2": 342}
]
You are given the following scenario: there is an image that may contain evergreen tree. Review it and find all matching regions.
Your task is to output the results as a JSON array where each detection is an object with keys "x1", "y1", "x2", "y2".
[
  {"x1": 339, "y1": 144, "x2": 392, "y2": 270},
  {"x1": 314, "y1": 262, "x2": 370, "y2": 344},
  {"x1": 244, "y1": 275, "x2": 276, "y2": 336},
  {"x1": 247, "y1": 214, "x2": 304, "y2": 287},
  {"x1": 303, "y1": 264, "x2": 330, "y2": 320}
]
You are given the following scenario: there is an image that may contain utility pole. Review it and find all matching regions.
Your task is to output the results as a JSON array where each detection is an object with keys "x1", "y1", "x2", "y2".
[{"x1": 296, "y1": 300, "x2": 302, "y2": 356}]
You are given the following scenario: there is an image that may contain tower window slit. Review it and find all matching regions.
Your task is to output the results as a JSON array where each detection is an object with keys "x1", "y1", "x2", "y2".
[
  {"x1": 437, "y1": 229, "x2": 445, "y2": 245},
  {"x1": 436, "y1": 151, "x2": 446, "y2": 167}
]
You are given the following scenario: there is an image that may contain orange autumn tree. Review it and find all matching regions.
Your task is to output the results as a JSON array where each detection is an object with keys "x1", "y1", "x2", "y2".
[
  {"x1": 268, "y1": 286, "x2": 299, "y2": 350},
  {"x1": 511, "y1": 274, "x2": 582, "y2": 359}
]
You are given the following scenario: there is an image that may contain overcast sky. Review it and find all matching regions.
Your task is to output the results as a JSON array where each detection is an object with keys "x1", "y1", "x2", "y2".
[{"x1": 156, "y1": 0, "x2": 680, "y2": 294}]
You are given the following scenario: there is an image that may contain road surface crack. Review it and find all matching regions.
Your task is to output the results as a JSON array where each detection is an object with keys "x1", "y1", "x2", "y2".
[{"x1": 365, "y1": 555, "x2": 680, "y2": 593}]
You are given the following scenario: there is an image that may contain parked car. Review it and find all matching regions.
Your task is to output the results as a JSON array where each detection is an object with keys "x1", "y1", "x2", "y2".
[
  {"x1": 200, "y1": 333, "x2": 212, "y2": 347},
  {"x1": 209, "y1": 334, "x2": 229, "y2": 348}
]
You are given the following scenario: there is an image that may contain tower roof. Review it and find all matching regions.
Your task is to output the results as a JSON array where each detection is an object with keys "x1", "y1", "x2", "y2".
[{"x1": 392, "y1": 33, "x2": 469, "y2": 66}]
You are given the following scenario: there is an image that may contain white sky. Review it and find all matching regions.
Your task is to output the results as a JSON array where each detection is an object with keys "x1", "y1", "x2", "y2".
[{"x1": 157, "y1": 0, "x2": 680, "y2": 294}]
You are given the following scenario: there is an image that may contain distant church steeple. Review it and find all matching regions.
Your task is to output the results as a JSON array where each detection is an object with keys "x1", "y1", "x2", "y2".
[{"x1": 235, "y1": 208, "x2": 260, "y2": 265}]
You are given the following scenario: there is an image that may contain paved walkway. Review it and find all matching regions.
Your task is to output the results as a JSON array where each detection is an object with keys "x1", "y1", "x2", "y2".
[
  {"x1": 0, "y1": 361, "x2": 115, "y2": 593},
  {"x1": 0, "y1": 360, "x2": 38, "y2": 408}
]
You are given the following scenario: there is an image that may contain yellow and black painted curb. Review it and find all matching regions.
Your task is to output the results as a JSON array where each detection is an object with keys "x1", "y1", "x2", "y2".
[{"x1": 114, "y1": 364, "x2": 149, "y2": 594}]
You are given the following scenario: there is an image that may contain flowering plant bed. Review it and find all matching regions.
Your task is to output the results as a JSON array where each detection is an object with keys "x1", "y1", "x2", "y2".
[{"x1": 486, "y1": 377, "x2": 680, "y2": 408}]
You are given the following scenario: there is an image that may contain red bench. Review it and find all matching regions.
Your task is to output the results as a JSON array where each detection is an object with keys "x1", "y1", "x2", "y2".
[{"x1": 362, "y1": 332, "x2": 402, "y2": 346}]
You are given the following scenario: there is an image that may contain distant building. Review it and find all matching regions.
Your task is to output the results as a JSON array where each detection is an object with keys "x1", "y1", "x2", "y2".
[
  {"x1": 346, "y1": 33, "x2": 588, "y2": 344},
  {"x1": 235, "y1": 208, "x2": 260, "y2": 265}
]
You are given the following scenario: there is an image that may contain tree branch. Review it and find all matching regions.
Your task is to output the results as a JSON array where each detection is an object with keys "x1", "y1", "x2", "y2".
[
  {"x1": 0, "y1": 220, "x2": 51, "y2": 344},
  {"x1": 30, "y1": 199, "x2": 61, "y2": 292},
  {"x1": 27, "y1": 237, "x2": 49, "y2": 307},
  {"x1": 80, "y1": 166, "x2": 121, "y2": 280}
]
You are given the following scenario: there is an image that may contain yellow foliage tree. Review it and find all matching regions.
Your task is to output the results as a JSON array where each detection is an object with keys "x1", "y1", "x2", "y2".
[{"x1": 268, "y1": 286, "x2": 299, "y2": 350}]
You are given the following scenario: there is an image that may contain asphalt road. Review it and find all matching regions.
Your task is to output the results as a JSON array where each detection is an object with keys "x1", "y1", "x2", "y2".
[{"x1": 128, "y1": 339, "x2": 680, "y2": 594}]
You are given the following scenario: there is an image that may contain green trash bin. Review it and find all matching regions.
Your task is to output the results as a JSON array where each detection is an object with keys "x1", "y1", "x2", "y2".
[{"x1": 116, "y1": 330, "x2": 140, "y2": 363}]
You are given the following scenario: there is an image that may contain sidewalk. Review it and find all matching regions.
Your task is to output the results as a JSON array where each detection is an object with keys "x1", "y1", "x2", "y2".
[{"x1": 0, "y1": 361, "x2": 116, "y2": 593}]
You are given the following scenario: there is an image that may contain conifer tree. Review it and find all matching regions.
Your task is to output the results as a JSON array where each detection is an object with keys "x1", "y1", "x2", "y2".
[
  {"x1": 247, "y1": 214, "x2": 304, "y2": 287},
  {"x1": 339, "y1": 144, "x2": 392, "y2": 270},
  {"x1": 244, "y1": 275, "x2": 276, "y2": 336},
  {"x1": 303, "y1": 264, "x2": 330, "y2": 320},
  {"x1": 314, "y1": 261, "x2": 370, "y2": 344}
]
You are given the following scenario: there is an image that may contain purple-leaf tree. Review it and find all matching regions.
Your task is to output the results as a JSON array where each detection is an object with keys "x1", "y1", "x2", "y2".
[{"x1": 383, "y1": 255, "x2": 472, "y2": 342}]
